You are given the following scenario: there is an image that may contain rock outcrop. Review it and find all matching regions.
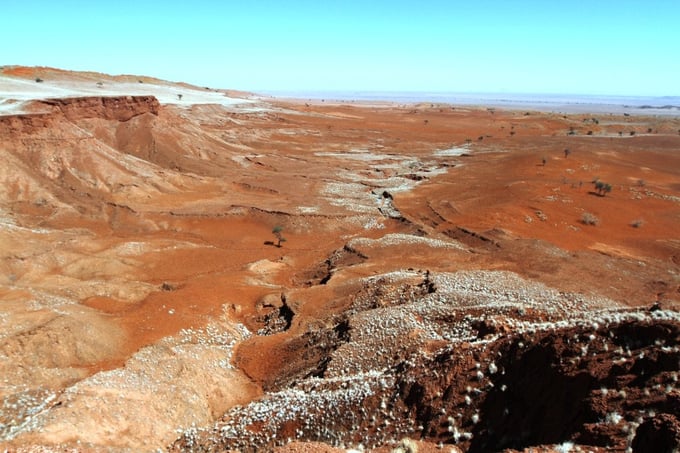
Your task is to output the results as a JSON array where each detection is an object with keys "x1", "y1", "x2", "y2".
[
  {"x1": 0, "y1": 96, "x2": 159, "y2": 135},
  {"x1": 41, "y1": 95, "x2": 160, "y2": 121}
]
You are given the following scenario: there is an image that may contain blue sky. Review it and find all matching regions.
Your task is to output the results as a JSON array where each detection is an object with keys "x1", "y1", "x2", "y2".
[{"x1": 3, "y1": 1, "x2": 679, "y2": 95}]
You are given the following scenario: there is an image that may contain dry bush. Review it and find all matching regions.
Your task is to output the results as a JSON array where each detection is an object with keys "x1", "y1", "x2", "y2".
[
  {"x1": 581, "y1": 212, "x2": 599, "y2": 226},
  {"x1": 631, "y1": 219, "x2": 644, "y2": 228}
]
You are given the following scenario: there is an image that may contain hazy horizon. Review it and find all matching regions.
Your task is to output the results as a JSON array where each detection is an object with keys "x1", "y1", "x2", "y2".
[
  {"x1": 261, "y1": 89, "x2": 680, "y2": 101},
  {"x1": 3, "y1": 1, "x2": 679, "y2": 97},
  {"x1": 260, "y1": 90, "x2": 680, "y2": 115}
]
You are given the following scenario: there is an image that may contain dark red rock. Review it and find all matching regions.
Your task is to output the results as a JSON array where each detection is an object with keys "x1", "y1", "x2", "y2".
[
  {"x1": 42, "y1": 95, "x2": 160, "y2": 121},
  {"x1": 632, "y1": 413, "x2": 680, "y2": 453}
]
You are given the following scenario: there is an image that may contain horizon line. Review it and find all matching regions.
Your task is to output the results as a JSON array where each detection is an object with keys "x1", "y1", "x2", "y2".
[{"x1": 259, "y1": 90, "x2": 680, "y2": 99}]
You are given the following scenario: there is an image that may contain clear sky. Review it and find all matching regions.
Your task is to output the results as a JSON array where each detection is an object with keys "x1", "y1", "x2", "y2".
[{"x1": 3, "y1": 0, "x2": 679, "y2": 96}]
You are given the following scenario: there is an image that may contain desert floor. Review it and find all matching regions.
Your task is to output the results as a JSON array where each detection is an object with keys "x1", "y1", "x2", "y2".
[{"x1": 1, "y1": 66, "x2": 679, "y2": 452}]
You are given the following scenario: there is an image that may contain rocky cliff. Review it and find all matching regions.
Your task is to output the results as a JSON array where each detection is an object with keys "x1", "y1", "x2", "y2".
[{"x1": 41, "y1": 95, "x2": 160, "y2": 121}]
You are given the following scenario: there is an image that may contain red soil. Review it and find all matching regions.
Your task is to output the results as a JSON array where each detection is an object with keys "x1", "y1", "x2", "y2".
[{"x1": 1, "y1": 70, "x2": 679, "y2": 451}]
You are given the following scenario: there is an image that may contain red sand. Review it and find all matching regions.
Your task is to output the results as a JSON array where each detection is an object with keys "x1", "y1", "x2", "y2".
[{"x1": 1, "y1": 66, "x2": 679, "y2": 451}]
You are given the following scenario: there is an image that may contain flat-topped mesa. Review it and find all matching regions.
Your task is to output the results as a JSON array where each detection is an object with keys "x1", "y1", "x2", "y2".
[{"x1": 41, "y1": 95, "x2": 160, "y2": 121}]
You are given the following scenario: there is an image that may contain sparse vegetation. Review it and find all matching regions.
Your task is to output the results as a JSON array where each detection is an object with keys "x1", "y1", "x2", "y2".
[
  {"x1": 272, "y1": 226, "x2": 286, "y2": 247},
  {"x1": 161, "y1": 282, "x2": 177, "y2": 291},
  {"x1": 581, "y1": 212, "x2": 599, "y2": 225},
  {"x1": 630, "y1": 219, "x2": 644, "y2": 228},
  {"x1": 592, "y1": 179, "x2": 612, "y2": 196}
]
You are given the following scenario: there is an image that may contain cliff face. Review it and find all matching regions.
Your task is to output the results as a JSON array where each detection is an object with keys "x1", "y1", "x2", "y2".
[
  {"x1": 0, "y1": 112, "x2": 55, "y2": 135},
  {"x1": 0, "y1": 96, "x2": 160, "y2": 135},
  {"x1": 41, "y1": 95, "x2": 160, "y2": 121},
  {"x1": 0, "y1": 95, "x2": 170, "y2": 215}
]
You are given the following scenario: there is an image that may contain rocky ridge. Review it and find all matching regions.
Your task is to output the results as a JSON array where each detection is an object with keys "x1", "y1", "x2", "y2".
[{"x1": 173, "y1": 262, "x2": 680, "y2": 452}]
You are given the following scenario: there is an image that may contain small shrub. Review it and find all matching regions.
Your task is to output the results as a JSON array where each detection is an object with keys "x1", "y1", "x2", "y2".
[
  {"x1": 581, "y1": 212, "x2": 599, "y2": 226},
  {"x1": 272, "y1": 226, "x2": 286, "y2": 247},
  {"x1": 35, "y1": 77, "x2": 43, "y2": 83},
  {"x1": 592, "y1": 180, "x2": 612, "y2": 196},
  {"x1": 161, "y1": 282, "x2": 177, "y2": 291},
  {"x1": 631, "y1": 219, "x2": 644, "y2": 228}
]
